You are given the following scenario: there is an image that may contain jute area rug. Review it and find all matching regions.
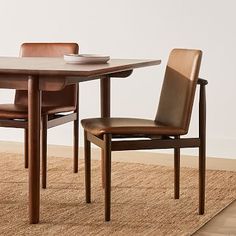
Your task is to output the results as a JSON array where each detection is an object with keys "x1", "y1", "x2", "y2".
[{"x1": 0, "y1": 153, "x2": 235, "y2": 236}]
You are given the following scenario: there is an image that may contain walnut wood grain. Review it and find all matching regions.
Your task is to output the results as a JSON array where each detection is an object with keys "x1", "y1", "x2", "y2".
[
  {"x1": 0, "y1": 74, "x2": 67, "y2": 91},
  {"x1": 28, "y1": 76, "x2": 41, "y2": 224},
  {"x1": 0, "y1": 57, "x2": 161, "y2": 77},
  {"x1": 0, "y1": 58, "x2": 160, "y2": 91}
]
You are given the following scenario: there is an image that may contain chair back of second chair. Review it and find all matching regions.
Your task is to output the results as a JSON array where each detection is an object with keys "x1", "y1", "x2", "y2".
[
  {"x1": 155, "y1": 49, "x2": 202, "y2": 134},
  {"x1": 14, "y1": 43, "x2": 79, "y2": 109}
]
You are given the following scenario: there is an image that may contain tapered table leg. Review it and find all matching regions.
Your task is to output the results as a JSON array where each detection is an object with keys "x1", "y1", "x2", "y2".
[
  {"x1": 73, "y1": 85, "x2": 79, "y2": 173},
  {"x1": 100, "y1": 77, "x2": 110, "y2": 188},
  {"x1": 28, "y1": 76, "x2": 41, "y2": 224}
]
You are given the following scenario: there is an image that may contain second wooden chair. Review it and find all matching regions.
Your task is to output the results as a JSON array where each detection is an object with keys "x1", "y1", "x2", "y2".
[{"x1": 0, "y1": 43, "x2": 79, "y2": 188}]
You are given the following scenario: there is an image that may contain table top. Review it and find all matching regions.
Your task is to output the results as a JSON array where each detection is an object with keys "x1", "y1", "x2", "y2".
[{"x1": 0, "y1": 57, "x2": 161, "y2": 77}]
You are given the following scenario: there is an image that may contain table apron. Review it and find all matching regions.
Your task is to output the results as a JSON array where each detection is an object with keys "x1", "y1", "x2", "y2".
[
  {"x1": 0, "y1": 70, "x2": 133, "y2": 91},
  {"x1": 0, "y1": 74, "x2": 67, "y2": 91}
]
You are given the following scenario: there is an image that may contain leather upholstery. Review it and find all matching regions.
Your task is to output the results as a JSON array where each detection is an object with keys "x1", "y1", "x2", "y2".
[
  {"x1": 155, "y1": 49, "x2": 202, "y2": 133},
  {"x1": 81, "y1": 117, "x2": 186, "y2": 137},
  {"x1": 15, "y1": 43, "x2": 79, "y2": 108},
  {"x1": 82, "y1": 49, "x2": 202, "y2": 137},
  {"x1": 20, "y1": 43, "x2": 78, "y2": 57},
  {"x1": 0, "y1": 43, "x2": 79, "y2": 119}
]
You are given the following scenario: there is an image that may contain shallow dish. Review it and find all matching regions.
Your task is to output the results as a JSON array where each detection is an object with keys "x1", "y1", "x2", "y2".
[{"x1": 64, "y1": 54, "x2": 110, "y2": 64}]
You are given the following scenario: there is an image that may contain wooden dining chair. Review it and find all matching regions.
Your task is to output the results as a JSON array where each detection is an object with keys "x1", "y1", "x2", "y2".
[
  {"x1": 81, "y1": 49, "x2": 208, "y2": 221},
  {"x1": 0, "y1": 43, "x2": 79, "y2": 189}
]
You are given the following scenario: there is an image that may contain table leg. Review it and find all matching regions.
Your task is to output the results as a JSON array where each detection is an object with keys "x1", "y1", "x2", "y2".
[
  {"x1": 73, "y1": 84, "x2": 79, "y2": 173},
  {"x1": 28, "y1": 76, "x2": 41, "y2": 224},
  {"x1": 100, "y1": 77, "x2": 110, "y2": 188}
]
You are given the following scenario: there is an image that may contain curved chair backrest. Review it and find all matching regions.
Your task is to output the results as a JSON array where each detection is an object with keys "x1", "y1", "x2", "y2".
[
  {"x1": 14, "y1": 43, "x2": 79, "y2": 109},
  {"x1": 155, "y1": 49, "x2": 202, "y2": 133}
]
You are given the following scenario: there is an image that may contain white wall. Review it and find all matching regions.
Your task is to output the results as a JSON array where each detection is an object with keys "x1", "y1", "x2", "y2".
[{"x1": 0, "y1": 0, "x2": 235, "y2": 158}]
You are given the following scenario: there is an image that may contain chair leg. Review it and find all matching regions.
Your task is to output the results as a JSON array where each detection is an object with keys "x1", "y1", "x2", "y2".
[
  {"x1": 174, "y1": 147, "x2": 180, "y2": 199},
  {"x1": 199, "y1": 144, "x2": 206, "y2": 215},
  {"x1": 41, "y1": 115, "x2": 48, "y2": 189},
  {"x1": 199, "y1": 84, "x2": 206, "y2": 215},
  {"x1": 104, "y1": 134, "x2": 112, "y2": 221},
  {"x1": 24, "y1": 129, "x2": 28, "y2": 169},
  {"x1": 84, "y1": 131, "x2": 91, "y2": 203},
  {"x1": 101, "y1": 150, "x2": 105, "y2": 189},
  {"x1": 73, "y1": 118, "x2": 79, "y2": 173}
]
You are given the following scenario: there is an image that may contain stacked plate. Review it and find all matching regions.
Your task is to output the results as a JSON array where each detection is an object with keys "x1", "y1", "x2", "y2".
[{"x1": 64, "y1": 54, "x2": 110, "y2": 64}]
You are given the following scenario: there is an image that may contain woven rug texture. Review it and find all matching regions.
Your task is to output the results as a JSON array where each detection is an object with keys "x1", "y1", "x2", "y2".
[{"x1": 0, "y1": 153, "x2": 235, "y2": 236}]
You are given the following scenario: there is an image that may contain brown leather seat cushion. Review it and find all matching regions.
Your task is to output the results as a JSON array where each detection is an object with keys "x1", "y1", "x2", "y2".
[
  {"x1": 81, "y1": 117, "x2": 186, "y2": 137},
  {"x1": 0, "y1": 104, "x2": 75, "y2": 119}
]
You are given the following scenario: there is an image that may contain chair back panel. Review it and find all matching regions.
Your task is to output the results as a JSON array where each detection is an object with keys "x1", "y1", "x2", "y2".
[
  {"x1": 155, "y1": 49, "x2": 202, "y2": 133},
  {"x1": 14, "y1": 43, "x2": 79, "y2": 108}
]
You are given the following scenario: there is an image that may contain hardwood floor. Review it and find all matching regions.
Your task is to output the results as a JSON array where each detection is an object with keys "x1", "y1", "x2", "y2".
[
  {"x1": 196, "y1": 201, "x2": 236, "y2": 235},
  {"x1": 0, "y1": 140, "x2": 235, "y2": 235}
]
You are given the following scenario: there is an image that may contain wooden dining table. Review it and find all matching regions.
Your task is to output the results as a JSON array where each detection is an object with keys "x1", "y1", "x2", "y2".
[{"x1": 0, "y1": 56, "x2": 161, "y2": 223}]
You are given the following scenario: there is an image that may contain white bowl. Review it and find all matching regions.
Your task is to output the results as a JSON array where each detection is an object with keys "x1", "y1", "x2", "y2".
[{"x1": 64, "y1": 54, "x2": 110, "y2": 64}]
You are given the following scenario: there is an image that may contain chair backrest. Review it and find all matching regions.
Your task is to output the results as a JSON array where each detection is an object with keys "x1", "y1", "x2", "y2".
[
  {"x1": 14, "y1": 43, "x2": 79, "y2": 109},
  {"x1": 155, "y1": 49, "x2": 202, "y2": 133}
]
